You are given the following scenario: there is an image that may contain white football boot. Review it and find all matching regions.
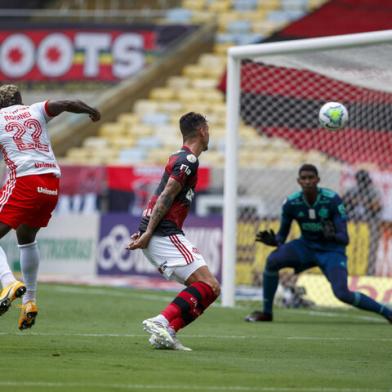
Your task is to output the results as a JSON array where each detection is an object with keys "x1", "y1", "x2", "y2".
[
  {"x1": 149, "y1": 329, "x2": 192, "y2": 351},
  {"x1": 142, "y1": 316, "x2": 175, "y2": 348}
]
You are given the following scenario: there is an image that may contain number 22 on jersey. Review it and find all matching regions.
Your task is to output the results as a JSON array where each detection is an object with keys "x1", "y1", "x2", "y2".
[{"x1": 5, "y1": 119, "x2": 49, "y2": 152}]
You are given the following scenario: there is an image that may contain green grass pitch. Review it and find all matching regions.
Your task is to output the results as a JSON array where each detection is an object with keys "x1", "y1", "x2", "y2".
[{"x1": 0, "y1": 283, "x2": 391, "y2": 392}]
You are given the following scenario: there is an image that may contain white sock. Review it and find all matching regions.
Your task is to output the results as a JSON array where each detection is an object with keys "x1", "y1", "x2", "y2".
[
  {"x1": 168, "y1": 326, "x2": 176, "y2": 337},
  {"x1": 19, "y1": 242, "x2": 40, "y2": 304},
  {"x1": 153, "y1": 314, "x2": 169, "y2": 327},
  {"x1": 0, "y1": 245, "x2": 16, "y2": 288}
]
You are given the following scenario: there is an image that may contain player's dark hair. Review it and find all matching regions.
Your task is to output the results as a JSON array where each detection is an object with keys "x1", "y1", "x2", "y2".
[
  {"x1": 179, "y1": 112, "x2": 207, "y2": 139},
  {"x1": 0, "y1": 84, "x2": 22, "y2": 108},
  {"x1": 298, "y1": 163, "x2": 319, "y2": 176}
]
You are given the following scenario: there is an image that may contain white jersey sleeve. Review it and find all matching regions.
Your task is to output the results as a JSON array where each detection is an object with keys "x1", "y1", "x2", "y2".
[
  {"x1": 0, "y1": 102, "x2": 61, "y2": 178},
  {"x1": 30, "y1": 101, "x2": 54, "y2": 123}
]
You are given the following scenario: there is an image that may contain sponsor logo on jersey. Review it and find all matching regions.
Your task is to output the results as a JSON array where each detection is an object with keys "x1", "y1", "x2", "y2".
[
  {"x1": 37, "y1": 187, "x2": 58, "y2": 195},
  {"x1": 186, "y1": 154, "x2": 196, "y2": 163},
  {"x1": 180, "y1": 164, "x2": 191, "y2": 176},
  {"x1": 302, "y1": 222, "x2": 323, "y2": 232},
  {"x1": 34, "y1": 162, "x2": 57, "y2": 169}
]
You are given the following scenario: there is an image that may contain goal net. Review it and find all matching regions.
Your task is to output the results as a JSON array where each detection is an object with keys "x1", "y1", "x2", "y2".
[{"x1": 222, "y1": 30, "x2": 392, "y2": 308}]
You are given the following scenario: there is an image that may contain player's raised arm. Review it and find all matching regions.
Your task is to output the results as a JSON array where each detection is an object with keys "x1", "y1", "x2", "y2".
[
  {"x1": 46, "y1": 99, "x2": 101, "y2": 121},
  {"x1": 127, "y1": 177, "x2": 182, "y2": 250}
]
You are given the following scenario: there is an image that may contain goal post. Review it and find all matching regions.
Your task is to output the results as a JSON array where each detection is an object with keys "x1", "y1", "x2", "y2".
[{"x1": 222, "y1": 29, "x2": 392, "y2": 307}]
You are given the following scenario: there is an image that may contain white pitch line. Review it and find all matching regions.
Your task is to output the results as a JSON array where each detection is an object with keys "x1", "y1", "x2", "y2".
[
  {"x1": 0, "y1": 332, "x2": 145, "y2": 338},
  {"x1": 0, "y1": 381, "x2": 389, "y2": 392},
  {"x1": 287, "y1": 336, "x2": 392, "y2": 342},
  {"x1": 299, "y1": 310, "x2": 384, "y2": 323},
  {"x1": 0, "y1": 331, "x2": 391, "y2": 342}
]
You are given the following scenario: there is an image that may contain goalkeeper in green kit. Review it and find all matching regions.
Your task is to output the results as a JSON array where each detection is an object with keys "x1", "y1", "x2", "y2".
[{"x1": 245, "y1": 164, "x2": 392, "y2": 324}]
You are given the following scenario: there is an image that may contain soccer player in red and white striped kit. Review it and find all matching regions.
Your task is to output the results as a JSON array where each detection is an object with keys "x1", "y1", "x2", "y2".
[
  {"x1": 0, "y1": 84, "x2": 100, "y2": 329},
  {"x1": 128, "y1": 112, "x2": 220, "y2": 351}
]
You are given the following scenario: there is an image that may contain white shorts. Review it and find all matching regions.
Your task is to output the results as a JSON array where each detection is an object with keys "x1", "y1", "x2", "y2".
[{"x1": 142, "y1": 234, "x2": 207, "y2": 284}]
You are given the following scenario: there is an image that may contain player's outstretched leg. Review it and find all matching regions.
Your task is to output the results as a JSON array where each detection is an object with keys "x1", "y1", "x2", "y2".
[{"x1": 328, "y1": 266, "x2": 392, "y2": 323}]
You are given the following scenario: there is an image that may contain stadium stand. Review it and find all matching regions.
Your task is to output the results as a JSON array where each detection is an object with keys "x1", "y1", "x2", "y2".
[
  {"x1": 6, "y1": 0, "x2": 385, "y2": 174},
  {"x1": 6, "y1": 0, "x2": 388, "y2": 172},
  {"x1": 54, "y1": 0, "x2": 330, "y2": 169}
]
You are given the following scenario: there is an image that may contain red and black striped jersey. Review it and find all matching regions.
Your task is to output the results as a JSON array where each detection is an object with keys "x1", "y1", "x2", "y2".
[{"x1": 138, "y1": 145, "x2": 198, "y2": 236}]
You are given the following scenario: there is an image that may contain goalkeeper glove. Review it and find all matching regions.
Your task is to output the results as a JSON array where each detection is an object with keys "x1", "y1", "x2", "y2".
[
  {"x1": 322, "y1": 220, "x2": 336, "y2": 241},
  {"x1": 255, "y1": 229, "x2": 278, "y2": 247}
]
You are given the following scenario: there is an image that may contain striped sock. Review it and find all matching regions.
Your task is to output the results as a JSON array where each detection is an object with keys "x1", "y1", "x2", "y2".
[{"x1": 162, "y1": 281, "x2": 217, "y2": 331}]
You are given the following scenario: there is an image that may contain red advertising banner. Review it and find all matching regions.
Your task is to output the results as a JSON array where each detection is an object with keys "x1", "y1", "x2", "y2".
[
  {"x1": 59, "y1": 164, "x2": 210, "y2": 194},
  {"x1": 60, "y1": 164, "x2": 106, "y2": 195},
  {"x1": 0, "y1": 29, "x2": 152, "y2": 81},
  {"x1": 0, "y1": 25, "x2": 194, "y2": 81},
  {"x1": 106, "y1": 165, "x2": 210, "y2": 192}
]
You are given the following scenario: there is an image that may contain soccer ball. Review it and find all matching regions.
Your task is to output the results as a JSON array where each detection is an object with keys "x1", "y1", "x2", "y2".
[{"x1": 318, "y1": 102, "x2": 348, "y2": 130}]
